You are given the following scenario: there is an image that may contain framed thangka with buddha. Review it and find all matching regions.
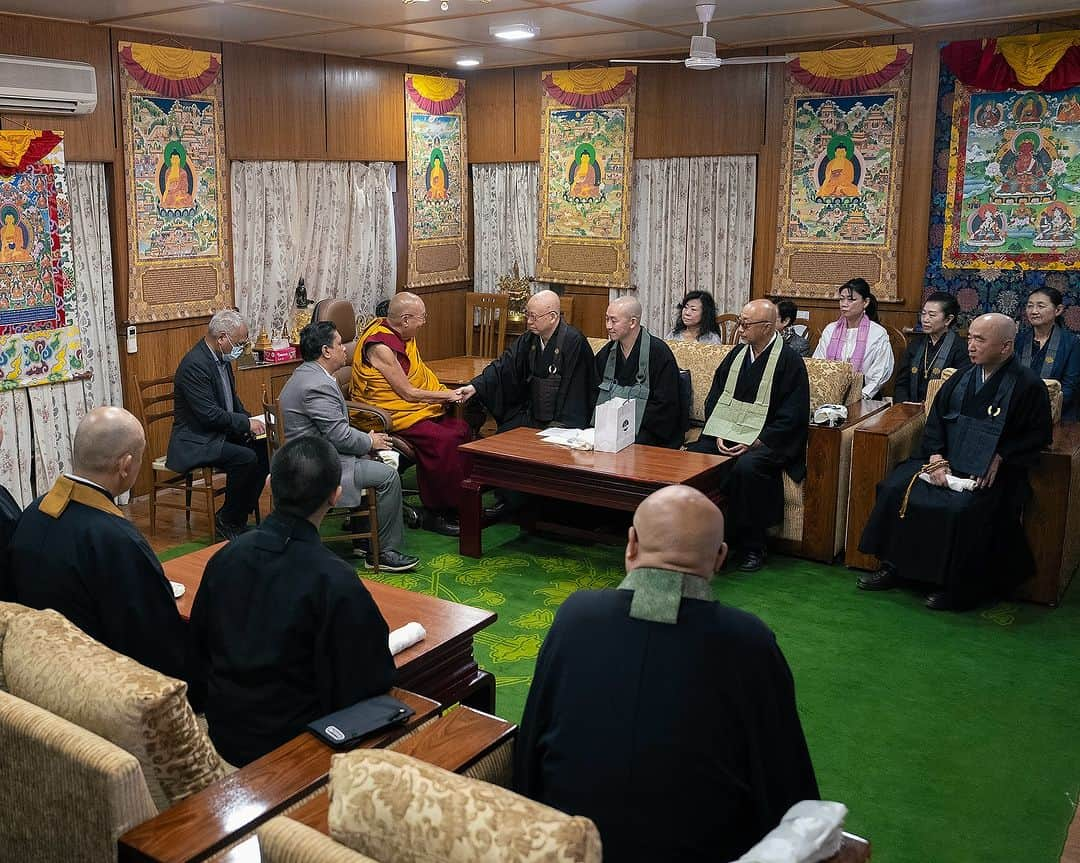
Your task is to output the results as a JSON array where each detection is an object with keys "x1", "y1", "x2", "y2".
[
  {"x1": 118, "y1": 41, "x2": 231, "y2": 322},
  {"x1": 405, "y1": 74, "x2": 469, "y2": 288},
  {"x1": 537, "y1": 68, "x2": 637, "y2": 289},
  {"x1": 774, "y1": 46, "x2": 912, "y2": 301},
  {"x1": 0, "y1": 131, "x2": 88, "y2": 389},
  {"x1": 943, "y1": 84, "x2": 1080, "y2": 269}
]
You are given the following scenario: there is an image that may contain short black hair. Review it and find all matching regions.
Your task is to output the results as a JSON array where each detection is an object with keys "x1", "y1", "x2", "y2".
[
  {"x1": 299, "y1": 321, "x2": 338, "y2": 362},
  {"x1": 270, "y1": 435, "x2": 340, "y2": 519},
  {"x1": 923, "y1": 291, "x2": 960, "y2": 325},
  {"x1": 776, "y1": 298, "x2": 798, "y2": 326}
]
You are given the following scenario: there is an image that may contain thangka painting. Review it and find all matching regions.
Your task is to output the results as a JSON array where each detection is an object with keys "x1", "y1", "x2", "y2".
[
  {"x1": 405, "y1": 74, "x2": 469, "y2": 288},
  {"x1": 537, "y1": 68, "x2": 637, "y2": 289},
  {"x1": 942, "y1": 84, "x2": 1080, "y2": 269},
  {"x1": 118, "y1": 41, "x2": 231, "y2": 322},
  {"x1": 0, "y1": 131, "x2": 87, "y2": 390},
  {"x1": 774, "y1": 45, "x2": 912, "y2": 301}
]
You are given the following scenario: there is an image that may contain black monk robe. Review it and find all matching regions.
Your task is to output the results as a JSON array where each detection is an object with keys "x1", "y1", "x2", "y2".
[
  {"x1": 687, "y1": 338, "x2": 810, "y2": 550},
  {"x1": 469, "y1": 319, "x2": 599, "y2": 432},
  {"x1": 859, "y1": 356, "x2": 1052, "y2": 600},
  {"x1": 893, "y1": 332, "x2": 970, "y2": 403},
  {"x1": 189, "y1": 512, "x2": 395, "y2": 767},
  {"x1": 513, "y1": 572, "x2": 819, "y2": 863},
  {"x1": 594, "y1": 330, "x2": 682, "y2": 448},
  {"x1": 8, "y1": 475, "x2": 191, "y2": 688}
]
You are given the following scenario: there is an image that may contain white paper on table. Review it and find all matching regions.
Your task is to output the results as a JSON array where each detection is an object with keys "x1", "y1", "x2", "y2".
[
  {"x1": 733, "y1": 800, "x2": 848, "y2": 863},
  {"x1": 918, "y1": 472, "x2": 977, "y2": 492},
  {"x1": 388, "y1": 621, "x2": 426, "y2": 655},
  {"x1": 537, "y1": 427, "x2": 594, "y2": 449}
]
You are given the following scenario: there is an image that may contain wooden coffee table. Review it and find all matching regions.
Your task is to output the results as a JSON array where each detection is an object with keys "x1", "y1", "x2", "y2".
[
  {"x1": 426, "y1": 355, "x2": 489, "y2": 388},
  {"x1": 457, "y1": 426, "x2": 729, "y2": 557}
]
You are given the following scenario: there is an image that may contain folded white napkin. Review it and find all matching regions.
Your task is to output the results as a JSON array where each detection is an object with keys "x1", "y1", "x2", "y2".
[
  {"x1": 537, "y1": 427, "x2": 594, "y2": 450},
  {"x1": 918, "y1": 471, "x2": 977, "y2": 492},
  {"x1": 733, "y1": 800, "x2": 847, "y2": 863},
  {"x1": 388, "y1": 621, "x2": 426, "y2": 656},
  {"x1": 376, "y1": 449, "x2": 401, "y2": 470}
]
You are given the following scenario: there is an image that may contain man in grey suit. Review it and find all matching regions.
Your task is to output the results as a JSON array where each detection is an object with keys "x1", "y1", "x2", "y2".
[{"x1": 279, "y1": 321, "x2": 418, "y2": 573}]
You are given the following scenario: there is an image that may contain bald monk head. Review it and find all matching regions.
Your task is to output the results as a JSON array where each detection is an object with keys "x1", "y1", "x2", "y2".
[
  {"x1": 387, "y1": 292, "x2": 428, "y2": 340},
  {"x1": 605, "y1": 296, "x2": 642, "y2": 352},
  {"x1": 626, "y1": 485, "x2": 727, "y2": 580},
  {"x1": 738, "y1": 299, "x2": 779, "y2": 352},
  {"x1": 967, "y1": 312, "x2": 1017, "y2": 371},
  {"x1": 71, "y1": 406, "x2": 146, "y2": 497},
  {"x1": 526, "y1": 289, "x2": 563, "y2": 340}
]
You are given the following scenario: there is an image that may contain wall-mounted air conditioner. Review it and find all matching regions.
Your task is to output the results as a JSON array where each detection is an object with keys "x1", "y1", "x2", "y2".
[{"x1": 0, "y1": 54, "x2": 97, "y2": 116}]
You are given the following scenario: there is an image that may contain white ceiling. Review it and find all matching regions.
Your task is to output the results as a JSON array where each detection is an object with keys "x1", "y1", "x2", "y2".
[{"x1": 0, "y1": 0, "x2": 1076, "y2": 68}]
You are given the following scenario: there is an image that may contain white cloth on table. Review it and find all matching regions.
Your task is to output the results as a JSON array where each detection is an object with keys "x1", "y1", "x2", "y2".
[
  {"x1": 388, "y1": 621, "x2": 426, "y2": 655},
  {"x1": 732, "y1": 800, "x2": 848, "y2": 863}
]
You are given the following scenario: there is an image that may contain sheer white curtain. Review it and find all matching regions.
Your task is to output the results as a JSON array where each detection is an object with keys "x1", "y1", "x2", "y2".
[
  {"x1": 231, "y1": 161, "x2": 396, "y2": 338},
  {"x1": 472, "y1": 162, "x2": 541, "y2": 293},
  {"x1": 618, "y1": 155, "x2": 757, "y2": 334},
  {"x1": 0, "y1": 163, "x2": 123, "y2": 506}
]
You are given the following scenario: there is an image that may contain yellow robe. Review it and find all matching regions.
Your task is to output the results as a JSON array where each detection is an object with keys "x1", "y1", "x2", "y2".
[
  {"x1": 818, "y1": 154, "x2": 859, "y2": 197},
  {"x1": 350, "y1": 318, "x2": 446, "y2": 431}
]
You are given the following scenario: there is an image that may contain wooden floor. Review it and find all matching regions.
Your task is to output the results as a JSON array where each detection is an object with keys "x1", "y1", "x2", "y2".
[
  {"x1": 1063, "y1": 805, "x2": 1080, "y2": 863},
  {"x1": 123, "y1": 486, "x2": 273, "y2": 554}
]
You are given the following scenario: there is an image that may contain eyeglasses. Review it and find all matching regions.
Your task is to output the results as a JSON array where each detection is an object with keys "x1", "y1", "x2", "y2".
[
  {"x1": 525, "y1": 310, "x2": 557, "y2": 322},
  {"x1": 736, "y1": 319, "x2": 771, "y2": 329}
]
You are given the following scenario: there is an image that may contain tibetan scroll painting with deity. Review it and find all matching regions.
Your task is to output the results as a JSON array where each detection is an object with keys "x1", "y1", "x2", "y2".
[
  {"x1": 0, "y1": 131, "x2": 87, "y2": 390},
  {"x1": 119, "y1": 41, "x2": 230, "y2": 322},
  {"x1": 943, "y1": 85, "x2": 1080, "y2": 269},
  {"x1": 774, "y1": 45, "x2": 912, "y2": 301},
  {"x1": 405, "y1": 74, "x2": 469, "y2": 287},
  {"x1": 537, "y1": 68, "x2": 637, "y2": 289}
]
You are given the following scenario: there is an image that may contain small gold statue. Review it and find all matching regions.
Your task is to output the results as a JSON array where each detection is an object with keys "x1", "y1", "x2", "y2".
[
  {"x1": 497, "y1": 262, "x2": 533, "y2": 322},
  {"x1": 253, "y1": 330, "x2": 273, "y2": 352}
]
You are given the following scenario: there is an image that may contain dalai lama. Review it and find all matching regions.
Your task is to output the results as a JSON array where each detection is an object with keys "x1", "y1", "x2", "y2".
[
  {"x1": 687, "y1": 299, "x2": 810, "y2": 572},
  {"x1": 351, "y1": 292, "x2": 468, "y2": 537},
  {"x1": 858, "y1": 313, "x2": 1052, "y2": 610},
  {"x1": 593, "y1": 296, "x2": 682, "y2": 448}
]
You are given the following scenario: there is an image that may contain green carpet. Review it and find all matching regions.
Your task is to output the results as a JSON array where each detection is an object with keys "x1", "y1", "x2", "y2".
[{"x1": 163, "y1": 521, "x2": 1080, "y2": 862}]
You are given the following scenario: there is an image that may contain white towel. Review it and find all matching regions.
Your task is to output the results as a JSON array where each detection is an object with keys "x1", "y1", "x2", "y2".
[
  {"x1": 388, "y1": 621, "x2": 426, "y2": 655},
  {"x1": 918, "y1": 471, "x2": 977, "y2": 492},
  {"x1": 733, "y1": 800, "x2": 848, "y2": 863}
]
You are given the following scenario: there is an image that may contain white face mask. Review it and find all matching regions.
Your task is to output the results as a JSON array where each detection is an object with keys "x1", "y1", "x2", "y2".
[{"x1": 224, "y1": 334, "x2": 244, "y2": 361}]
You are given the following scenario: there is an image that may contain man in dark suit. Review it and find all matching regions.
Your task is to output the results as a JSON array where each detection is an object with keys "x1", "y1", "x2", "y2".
[{"x1": 167, "y1": 309, "x2": 267, "y2": 540}]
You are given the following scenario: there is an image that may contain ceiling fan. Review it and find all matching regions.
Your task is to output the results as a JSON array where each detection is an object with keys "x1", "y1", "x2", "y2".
[
  {"x1": 403, "y1": 0, "x2": 491, "y2": 11},
  {"x1": 611, "y1": 3, "x2": 793, "y2": 70}
]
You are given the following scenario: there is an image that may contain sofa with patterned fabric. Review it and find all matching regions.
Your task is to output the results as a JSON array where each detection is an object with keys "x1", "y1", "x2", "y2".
[{"x1": 588, "y1": 337, "x2": 877, "y2": 562}]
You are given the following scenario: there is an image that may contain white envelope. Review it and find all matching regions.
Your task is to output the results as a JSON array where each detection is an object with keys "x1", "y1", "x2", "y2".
[{"x1": 594, "y1": 397, "x2": 636, "y2": 453}]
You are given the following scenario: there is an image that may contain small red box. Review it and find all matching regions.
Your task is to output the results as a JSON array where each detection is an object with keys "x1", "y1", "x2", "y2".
[{"x1": 262, "y1": 346, "x2": 297, "y2": 363}]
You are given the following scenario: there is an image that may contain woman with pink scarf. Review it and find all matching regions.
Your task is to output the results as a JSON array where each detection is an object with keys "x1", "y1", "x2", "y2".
[{"x1": 813, "y1": 278, "x2": 894, "y2": 398}]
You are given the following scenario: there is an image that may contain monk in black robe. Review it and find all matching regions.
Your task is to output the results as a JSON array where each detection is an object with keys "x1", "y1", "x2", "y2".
[
  {"x1": 593, "y1": 296, "x2": 682, "y2": 448},
  {"x1": 7, "y1": 408, "x2": 191, "y2": 688},
  {"x1": 894, "y1": 292, "x2": 970, "y2": 403},
  {"x1": 858, "y1": 314, "x2": 1052, "y2": 610},
  {"x1": 513, "y1": 486, "x2": 818, "y2": 863},
  {"x1": 459, "y1": 290, "x2": 598, "y2": 433},
  {"x1": 687, "y1": 300, "x2": 810, "y2": 572},
  {"x1": 189, "y1": 436, "x2": 395, "y2": 766}
]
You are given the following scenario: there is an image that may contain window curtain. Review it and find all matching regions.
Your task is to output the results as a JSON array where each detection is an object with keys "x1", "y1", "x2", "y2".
[
  {"x1": 472, "y1": 157, "x2": 755, "y2": 335},
  {"x1": 231, "y1": 161, "x2": 397, "y2": 340},
  {"x1": 472, "y1": 162, "x2": 541, "y2": 293},
  {"x1": 0, "y1": 162, "x2": 123, "y2": 506}
]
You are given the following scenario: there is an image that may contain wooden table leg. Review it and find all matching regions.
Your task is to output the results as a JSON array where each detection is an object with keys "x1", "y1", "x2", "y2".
[
  {"x1": 460, "y1": 479, "x2": 484, "y2": 558},
  {"x1": 461, "y1": 671, "x2": 496, "y2": 714}
]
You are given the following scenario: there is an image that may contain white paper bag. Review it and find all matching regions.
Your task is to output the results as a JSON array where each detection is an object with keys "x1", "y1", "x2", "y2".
[{"x1": 594, "y1": 397, "x2": 636, "y2": 453}]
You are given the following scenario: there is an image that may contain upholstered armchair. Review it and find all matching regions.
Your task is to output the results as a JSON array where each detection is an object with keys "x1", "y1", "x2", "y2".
[{"x1": 845, "y1": 371, "x2": 1079, "y2": 605}]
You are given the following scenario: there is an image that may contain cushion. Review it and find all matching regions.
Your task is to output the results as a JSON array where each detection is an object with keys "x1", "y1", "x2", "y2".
[
  {"x1": 803, "y1": 358, "x2": 856, "y2": 412},
  {"x1": 3, "y1": 608, "x2": 227, "y2": 811},
  {"x1": 666, "y1": 339, "x2": 734, "y2": 423},
  {"x1": 0, "y1": 601, "x2": 30, "y2": 692},
  {"x1": 327, "y1": 749, "x2": 602, "y2": 863}
]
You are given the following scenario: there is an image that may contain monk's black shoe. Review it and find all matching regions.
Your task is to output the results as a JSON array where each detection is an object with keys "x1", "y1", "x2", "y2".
[
  {"x1": 925, "y1": 590, "x2": 973, "y2": 611},
  {"x1": 214, "y1": 513, "x2": 247, "y2": 542},
  {"x1": 738, "y1": 550, "x2": 767, "y2": 572},
  {"x1": 483, "y1": 500, "x2": 509, "y2": 522},
  {"x1": 857, "y1": 568, "x2": 899, "y2": 591}
]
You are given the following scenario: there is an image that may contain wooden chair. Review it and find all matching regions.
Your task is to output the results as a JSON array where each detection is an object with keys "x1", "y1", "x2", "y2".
[
  {"x1": 133, "y1": 374, "x2": 224, "y2": 541},
  {"x1": 262, "y1": 392, "x2": 382, "y2": 571},
  {"x1": 716, "y1": 313, "x2": 740, "y2": 344},
  {"x1": 465, "y1": 292, "x2": 509, "y2": 359},
  {"x1": 880, "y1": 323, "x2": 909, "y2": 398}
]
